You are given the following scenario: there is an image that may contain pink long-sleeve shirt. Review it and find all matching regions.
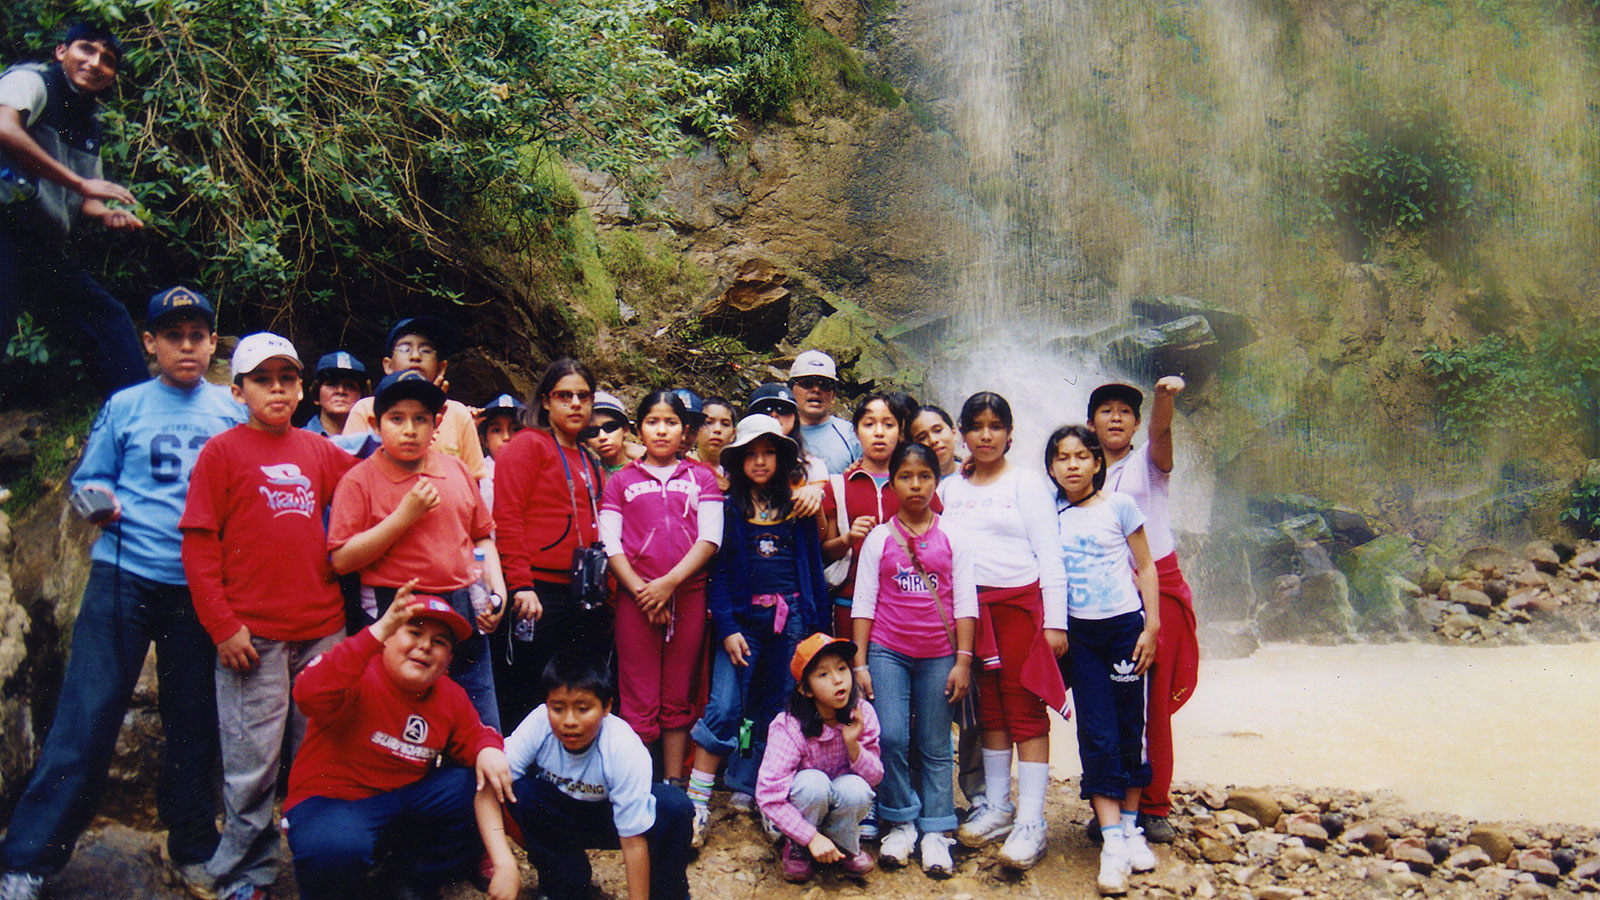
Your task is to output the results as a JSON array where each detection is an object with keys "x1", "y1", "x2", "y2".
[{"x1": 756, "y1": 700, "x2": 883, "y2": 846}]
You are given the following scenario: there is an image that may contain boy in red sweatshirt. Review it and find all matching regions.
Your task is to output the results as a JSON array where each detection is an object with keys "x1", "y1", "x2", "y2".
[
  {"x1": 181, "y1": 333, "x2": 355, "y2": 900},
  {"x1": 285, "y1": 582, "x2": 517, "y2": 900}
]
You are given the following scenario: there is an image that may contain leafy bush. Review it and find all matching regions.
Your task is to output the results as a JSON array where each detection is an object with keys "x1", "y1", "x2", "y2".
[
  {"x1": 5, "y1": 0, "x2": 741, "y2": 324},
  {"x1": 1562, "y1": 469, "x2": 1600, "y2": 537},
  {"x1": 1419, "y1": 321, "x2": 1600, "y2": 445},
  {"x1": 1314, "y1": 104, "x2": 1479, "y2": 248},
  {"x1": 673, "y1": 0, "x2": 808, "y2": 120}
]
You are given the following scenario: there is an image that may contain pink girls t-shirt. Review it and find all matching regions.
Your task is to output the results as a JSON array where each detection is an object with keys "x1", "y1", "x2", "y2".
[{"x1": 850, "y1": 516, "x2": 978, "y2": 658}]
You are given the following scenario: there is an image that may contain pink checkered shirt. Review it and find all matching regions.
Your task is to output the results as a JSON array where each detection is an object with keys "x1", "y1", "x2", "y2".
[{"x1": 755, "y1": 700, "x2": 883, "y2": 846}]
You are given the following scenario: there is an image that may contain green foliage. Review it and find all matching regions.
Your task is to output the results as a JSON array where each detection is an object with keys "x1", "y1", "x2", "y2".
[
  {"x1": 675, "y1": 0, "x2": 808, "y2": 120},
  {"x1": 6, "y1": 0, "x2": 742, "y2": 324},
  {"x1": 0, "y1": 400, "x2": 99, "y2": 515},
  {"x1": 1419, "y1": 321, "x2": 1600, "y2": 445},
  {"x1": 1, "y1": 314, "x2": 87, "y2": 407},
  {"x1": 1561, "y1": 469, "x2": 1600, "y2": 536},
  {"x1": 4, "y1": 312, "x2": 54, "y2": 367},
  {"x1": 804, "y1": 28, "x2": 901, "y2": 108},
  {"x1": 1314, "y1": 104, "x2": 1480, "y2": 249}
]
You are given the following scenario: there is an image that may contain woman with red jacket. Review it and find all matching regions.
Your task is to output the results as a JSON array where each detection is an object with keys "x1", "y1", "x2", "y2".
[{"x1": 491, "y1": 358, "x2": 608, "y2": 728}]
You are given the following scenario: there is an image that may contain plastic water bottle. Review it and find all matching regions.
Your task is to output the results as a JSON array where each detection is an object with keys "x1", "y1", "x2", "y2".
[{"x1": 469, "y1": 549, "x2": 492, "y2": 623}]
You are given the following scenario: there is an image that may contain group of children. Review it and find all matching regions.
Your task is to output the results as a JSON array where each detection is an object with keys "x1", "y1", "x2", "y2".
[{"x1": 0, "y1": 299, "x2": 1201, "y2": 900}]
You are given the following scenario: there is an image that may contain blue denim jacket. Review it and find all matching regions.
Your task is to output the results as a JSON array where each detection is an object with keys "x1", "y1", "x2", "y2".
[{"x1": 706, "y1": 512, "x2": 828, "y2": 641}]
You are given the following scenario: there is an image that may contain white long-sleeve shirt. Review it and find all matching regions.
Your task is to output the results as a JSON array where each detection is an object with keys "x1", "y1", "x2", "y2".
[{"x1": 935, "y1": 466, "x2": 1069, "y2": 629}]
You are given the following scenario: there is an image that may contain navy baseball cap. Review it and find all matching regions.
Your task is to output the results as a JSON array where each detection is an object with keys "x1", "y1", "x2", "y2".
[
  {"x1": 313, "y1": 351, "x2": 367, "y2": 383},
  {"x1": 747, "y1": 382, "x2": 797, "y2": 415},
  {"x1": 1087, "y1": 383, "x2": 1145, "y2": 420},
  {"x1": 146, "y1": 286, "x2": 215, "y2": 329},
  {"x1": 671, "y1": 388, "x2": 704, "y2": 417},
  {"x1": 482, "y1": 393, "x2": 524, "y2": 416},
  {"x1": 385, "y1": 316, "x2": 460, "y2": 359},
  {"x1": 373, "y1": 370, "x2": 445, "y2": 416}
]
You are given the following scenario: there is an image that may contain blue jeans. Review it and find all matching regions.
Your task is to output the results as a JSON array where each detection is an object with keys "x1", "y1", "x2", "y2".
[
  {"x1": 1067, "y1": 611, "x2": 1152, "y2": 800},
  {"x1": 689, "y1": 608, "x2": 804, "y2": 794},
  {"x1": 0, "y1": 212, "x2": 147, "y2": 398},
  {"x1": 510, "y1": 775, "x2": 692, "y2": 900},
  {"x1": 286, "y1": 766, "x2": 483, "y2": 900},
  {"x1": 866, "y1": 643, "x2": 958, "y2": 832},
  {"x1": 787, "y1": 770, "x2": 875, "y2": 855},
  {"x1": 0, "y1": 562, "x2": 219, "y2": 874}
]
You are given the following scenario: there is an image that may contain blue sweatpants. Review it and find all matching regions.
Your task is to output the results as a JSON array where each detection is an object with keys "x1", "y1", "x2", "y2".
[
  {"x1": 510, "y1": 775, "x2": 692, "y2": 900},
  {"x1": 1066, "y1": 610, "x2": 1152, "y2": 800}
]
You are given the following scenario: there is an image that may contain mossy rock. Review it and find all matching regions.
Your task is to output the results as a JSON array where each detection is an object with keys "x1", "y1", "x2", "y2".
[{"x1": 799, "y1": 309, "x2": 924, "y2": 391}]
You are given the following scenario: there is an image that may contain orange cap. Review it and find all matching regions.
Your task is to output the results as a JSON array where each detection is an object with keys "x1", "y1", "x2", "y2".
[{"x1": 789, "y1": 632, "x2": 857, "y2": 682}]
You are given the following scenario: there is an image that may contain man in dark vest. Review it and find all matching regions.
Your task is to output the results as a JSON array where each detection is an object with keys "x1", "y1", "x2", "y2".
[{"x1": 0, "y1": 23, "x2": 147, "y2": 398}]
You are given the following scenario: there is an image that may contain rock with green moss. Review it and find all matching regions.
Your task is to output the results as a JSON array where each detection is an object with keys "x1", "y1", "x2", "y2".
[{"x1": 799, "y1": 307, "x2": 925, "y2": 390}]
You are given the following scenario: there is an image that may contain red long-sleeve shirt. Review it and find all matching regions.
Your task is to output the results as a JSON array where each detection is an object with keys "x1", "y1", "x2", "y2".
[
  {"x1": 285, "y1": 628, "x2": 503, "y2": 811},
  {"x1": 492, "y1": 428, "x2": 602, "y2": 591}
]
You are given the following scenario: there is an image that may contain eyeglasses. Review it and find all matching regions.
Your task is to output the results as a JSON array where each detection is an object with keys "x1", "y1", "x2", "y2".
[
  {"x1": 579, "y1": 420, "x2": 625, "y2": 441},
  {"x1": 548, "y1": 389, "x2": 594, "y2": 405},
  {"x1": 792, "y1": 377, "x2": 836, "y2": 391},
  {"x1": 391, "y1": 341, "x2": 438, "y2": 358}
]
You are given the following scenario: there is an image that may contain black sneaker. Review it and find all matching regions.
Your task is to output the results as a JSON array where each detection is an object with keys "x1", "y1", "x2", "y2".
[{"x1": 1137, "y1": 813, "x2": 1176, "y2": 844}]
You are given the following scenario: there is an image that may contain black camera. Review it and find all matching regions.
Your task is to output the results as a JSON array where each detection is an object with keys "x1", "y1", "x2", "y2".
[{"x1": 570, "y1": 542, "x2": 610, "y2": 611}]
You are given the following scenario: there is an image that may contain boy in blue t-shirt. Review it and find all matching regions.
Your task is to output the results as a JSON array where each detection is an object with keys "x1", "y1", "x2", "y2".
[
  {"x1": 0, "y1": 286, "x2": 244, "y2": 900},
  {"x1": 495, "y1": 653, "x2": 693, "y2": 900}
]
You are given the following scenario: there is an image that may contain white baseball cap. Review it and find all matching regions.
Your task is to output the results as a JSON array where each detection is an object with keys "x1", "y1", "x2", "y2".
[
  {"x1": 231, "y1": 332, "x2": 302, "y2": 377},
  {"x1": 789, "y1": 350, "x2": 838, "y2": 381}
]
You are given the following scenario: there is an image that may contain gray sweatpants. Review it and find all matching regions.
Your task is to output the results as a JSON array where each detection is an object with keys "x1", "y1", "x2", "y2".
[{"x1": 207, "y1": 631, "x2": 342, "y2": 892}]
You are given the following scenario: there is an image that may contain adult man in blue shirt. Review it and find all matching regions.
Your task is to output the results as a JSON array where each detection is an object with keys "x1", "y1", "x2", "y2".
[{"x1": 790, "y1": 350, "x2": 861, "y2": 475}]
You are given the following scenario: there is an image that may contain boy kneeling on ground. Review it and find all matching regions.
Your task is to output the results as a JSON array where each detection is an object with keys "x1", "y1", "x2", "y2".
[
  {"x1": 284, "y1": 580, "x2": 518, "y2": 900},
  {"x1": 489, "y1": 652, "x2": 693, "y2": 900}
]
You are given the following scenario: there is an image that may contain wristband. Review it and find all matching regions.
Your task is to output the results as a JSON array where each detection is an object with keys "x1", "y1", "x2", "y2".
[
  {"x1": 955, "y1": 650, "x2": 973, "y2": 658},
  {"x1": 852, "y1": 665, "x2": 869, "y2": 673}
]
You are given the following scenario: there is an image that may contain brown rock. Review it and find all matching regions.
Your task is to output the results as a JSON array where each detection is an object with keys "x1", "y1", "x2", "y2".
[
  {"x1": 1280, "y1": 846, "x2": 1320, "y2": 869},
  {"x1": 1512, "y1": 566, "x2": 1550, "y2": 587},
  {"x1": 1507, "y1": 589, "x2": 1561, "y2": 613},
  {"x1": 700, "y1": 258, "x2": 792, "y2": 347},
  {"x1": 1570, "y1": 545, "x2": 1600, "y2": 569},
  {"x1": 1475, "y1": 867, "x2": 1520, "y2": 892},
  {"x1": 1448, "y1": 584, "x2": 1495, "y2": 614},
  {"x1": 1226, "y1": 788, "x2": 1283, "y2": 830},
  {"x1": 1446, "y1": 844, "x2": 1493, "y2": 870},
  {"x1": 1512, "y1": 884, "x2": 1551, "y2": 900},
  {"x1": 1199, "y1": 785, "x2": 1230, "y2": 809},
  {"x1": 1256, "y1": 888, "x2": 1304, "y2": 900},
  {"x1": 1525, "y1": 540, "x2": 1562, "y2": 573},
  {"x1": 1462, "y1": 546, "x2": 1516, "y2": 575},
  {"x1": 1342, "y1": 822, "x2": 1389, "y2": 855},
  {"x1": 1200, "y1": 837, "x2": 1235, "y2": 863},
  {"x1": 1469, "y1": 825, "x2": 1515, "y2": 863},
  {"x1": 1573, "y1": 855, "x2": 1600, "y2": 880},
  {"x1": 1285, "y1": 812, "x2": 1330, "y2": 848},
  {"x1": 1216, "y1": 809, "x2": 1262, "y2": 832},
  {"x1": 1512, "y1": 847, "x2": 1562, "y2": 883},
  {"x1": 1388, "y1": 836, "x2": 1435, "y2": 872}
]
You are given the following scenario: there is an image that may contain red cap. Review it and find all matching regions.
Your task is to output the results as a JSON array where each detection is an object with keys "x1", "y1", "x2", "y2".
[{"x1": 406, "y1": 594, "x2": 472, "y2": 643}]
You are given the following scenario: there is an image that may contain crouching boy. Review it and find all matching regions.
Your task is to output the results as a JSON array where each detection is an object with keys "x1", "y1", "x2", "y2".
[
  {"x1": 284, "y1": 582, "x2": 518, "y2": 900},
  {"x1": 496, "y1": 653, "x2": 693, "y2": 900}
]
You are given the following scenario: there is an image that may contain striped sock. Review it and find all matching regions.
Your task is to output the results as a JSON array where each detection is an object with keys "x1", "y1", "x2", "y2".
[{"x1": 687, "y1": 769, "x2": 715, "y2": 807}]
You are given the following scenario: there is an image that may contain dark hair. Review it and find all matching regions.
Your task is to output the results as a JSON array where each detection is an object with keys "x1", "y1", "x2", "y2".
[
  {"x1": 701, "y1": 396, "x2": 734, "y2": 418},
  {"x1": 62, "y1": 23, "x2": 122, "y2": 63},
  {"x1": 724, "y1": 434, "x2": 797, "y2": 520},
  {"x1": 913, "y1": 404, "x2": 955, "y2": 432},
  {"x1": 1045, "y1": 424, "x2": 1107, "y2": 500},
  {"x1": 786, "y1": 645, "x2": 859, "y2": 739},
  {"x1": 889, "y1": 441, "x2": 941, "y2": 482},
  {"x1": 541, "y1": 650, "x2": 615, "y2": 707},
  {"x1": 528, "y1": 358, "x2": 596, "y2": 428},
  {"x1": 958, "y1": 391, "x2": 1014, "y2": 434},
  {"x1": 851, "y1": 391, "x2": 912, "y2": 435},
  {"x1": 635, "y1": 390, "x2": 689, "y2": 429}
]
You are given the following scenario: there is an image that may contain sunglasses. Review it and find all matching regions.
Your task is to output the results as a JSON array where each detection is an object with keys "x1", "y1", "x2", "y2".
[
  {"x1": 579, "y1": 420, "x2": 626, "y2": 441},
  {"x1": 792, "y1": 377, "x2": 836, "y2": 391},
  {"x1": 752, "y1": 404, "x2": 794, "y2": 417}
]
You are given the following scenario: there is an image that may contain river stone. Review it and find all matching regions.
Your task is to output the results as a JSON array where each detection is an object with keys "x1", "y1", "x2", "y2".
[
  {"x1": 1199, "y1": 785, "x2": 1230, "y2": 809},
  {"x1": 1130, "y1": 295, "x2": 1260, "y2": 351},
  {"x1": 1555, "y1": 848, "x2": 1581, "y2": 873},
  {"x1": 1462, "y1": 546, "x2": 1517, "y2": 575},
  {"x1": 1447, "y1": 844, "x2": 1493, "y2": 870},
  {"x1": 1200, "y1": 837, "x2": 1235, "y2": 863},
  {"x1": 1448, "y1": 583, "x2": 1496, "y2": 614},
  {"x1": 1103, "y1": 314, "x2": 1222, "y2": 381},
  {"x1": 1217, "y1": 809, "x2": 1261, "y2": 832},
  {"x1": 1342, "y1": 823, "x2": 1389, "y2": 855},
  {"x1": 1276, "y1": 513, "x2": 1332, "y2": 545},
  {"x1": 1438, "y1": 613, "x2": 1481, "y2": 638},
  {"x1": 1281, "y1": 846, "x2": 1320, "y2": 869},
  {"x1": 1571, "y1": 546, "x2": 1600, "y2": 569},
  {"x1": 1482, "y1": 579, "x2": 1510, "y2": 602},
  {"x1": 1388, "y1": 837, "x2": 1435, "y2": 872},
  {"x1": 1227, "y1": 789, "x2": 1282, "y2": 831},
  {"x1": 1320, "y1": 812, "x2": 1347, "y2": 838},
  {"x1": 1525, "y1": 540, "x2": 1562, "y2": 573},
  {"x1": 1245, "y1": 832, "x2": 1283, "y2": 858},
  {"x1": 1476, "y1": 867, "x2": 1522, "y2": 892},
  {"x1": 1470, "y1": 825, "x2": 1515, "y2": 863},
  {"x1": 1255, "y1": 887, "x2": 1304, "y2": 900},
  {"x1": 1285, "y1": 813, "x2": 1330, "y2": 848},
  {"x1": 1572, "y1": 855, "x2": 1600, "y2": 880},
  {"x1": 1512, "y1": 848, "x2": 1562, "y2": 883}
]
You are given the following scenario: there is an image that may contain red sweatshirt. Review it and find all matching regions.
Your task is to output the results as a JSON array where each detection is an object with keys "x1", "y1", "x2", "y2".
[
  {"x1": 492, "y1": 428, "x2": 602, "y2": 591},
  {"x1": 285, "y1": 628, "x2": 503, "y2": 811},
  {"x1": 181, "y1": 425, "x2": 354, "y2": 644}
]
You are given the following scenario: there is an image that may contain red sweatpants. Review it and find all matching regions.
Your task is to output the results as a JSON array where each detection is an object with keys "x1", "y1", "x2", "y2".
[
  {"x1": 1140, "y1": 555, "x2": 1197, "y2": 817},
  {"x1": 614, "y1": 580, "x2": 707, "y2": 743}
]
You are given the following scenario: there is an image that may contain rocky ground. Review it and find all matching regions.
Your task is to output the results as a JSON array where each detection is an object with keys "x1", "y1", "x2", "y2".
[{"x1": 37, "y1": 778, "x2": 1600, "y2": 900}]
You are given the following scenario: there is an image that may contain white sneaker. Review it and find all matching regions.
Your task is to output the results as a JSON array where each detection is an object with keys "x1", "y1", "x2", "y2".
[
  {"x1": 878, "y1": 823, "x2": 918, "y2": 868},
  {"x1": 956, "y1": 803, "x2": 1013, "y2": 848},
  {"x1": 920, "y1": 832, "x2": 955, "y2": 877},
  {"x1": 0, "y1": 873, "x2": 43, "y2": 900},
  {"x1": 997, "y1": 819, "x2": 1048, "y2": 870},
  {"x1": 1124, "y1": 828, "x2": 1157, "y2": 872},
  {"x1": 728, "y1": 791, "x2": 755, "y2": 811},
  {"x1": 690, "y1": 804, "x2": 711, "y2": 849},
  {"x1": 1097, "y1": 846, "x2": 1132, "y2": 894}
]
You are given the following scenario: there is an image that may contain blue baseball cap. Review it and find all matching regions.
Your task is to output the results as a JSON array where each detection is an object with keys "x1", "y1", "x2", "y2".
[
  {"x1": 671, "y1": 388, "x2": 704, "y2": 417},
  {"x1": 385, "y1": 316, "x2": 460, "y2": 359},
  {"x1": 747, "y1": 382, "x2": 797, "y2": 415},
  {"x1": 482, "y1": 393, "x2": 524, "y2": 416},
  {"x1": 374, "y1": 370, "x2": 445, "y2": 415},
  {"x1": 146, "y1": 285, "x2": 215, "y2": 329},
  {"x1": 313, "y1": 351, "x2": 367, "y2": 383}
]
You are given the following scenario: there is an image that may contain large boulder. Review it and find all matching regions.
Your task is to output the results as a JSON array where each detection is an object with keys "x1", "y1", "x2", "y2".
[
  {"x1": 700, "y1": 258, "x2": 793, "y2": 348},
  {"x1": 1103, "y1": 314, "x2": 1222, "y2": 382},
  {"x1": 1338, "y1": 533, "x2": 1426, "y2": 625},
  {"x1": 1131, "y1": 294, "x2": 1259, "y2": 352}
]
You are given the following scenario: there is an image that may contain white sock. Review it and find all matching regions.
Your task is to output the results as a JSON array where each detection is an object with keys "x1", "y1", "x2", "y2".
[
  {"x1": 1015, "y1": 761, "x2": 1050, "y2": 826},
  {"x1": 1102, "y1": 823, "x2": 1126, "y2": 849},
  {"x1": 981, "y1": 748, "x2": 1014, "y2": 813},
  {"x1": 1121, "y1": 810, "x2": 1139, "y2": 834}
]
